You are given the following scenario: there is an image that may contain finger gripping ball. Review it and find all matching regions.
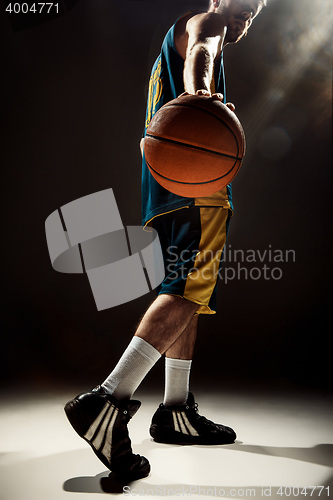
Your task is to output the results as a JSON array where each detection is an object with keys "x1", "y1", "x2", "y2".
[{"x1": 144, "y1": 94, "x2": 246, "y2": 197}]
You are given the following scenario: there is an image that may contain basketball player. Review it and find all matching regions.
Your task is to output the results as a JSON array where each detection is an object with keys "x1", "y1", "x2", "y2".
[{"x1": 65, "y1": 0, "x2": 266, "y2": 481}]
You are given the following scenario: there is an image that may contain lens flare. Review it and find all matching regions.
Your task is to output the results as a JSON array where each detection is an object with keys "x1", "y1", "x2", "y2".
[{"x1": 242, "y1": 0, "x2": 333, "y2": 146}]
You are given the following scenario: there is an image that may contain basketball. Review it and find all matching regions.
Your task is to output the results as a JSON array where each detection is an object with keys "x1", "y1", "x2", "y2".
[{"x1": 144, "y1": 94, "x2": 246, "y2": 197}]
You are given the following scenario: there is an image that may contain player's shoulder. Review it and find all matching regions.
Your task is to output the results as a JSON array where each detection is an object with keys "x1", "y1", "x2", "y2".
[
  {"x1": 174, "y1": 11, "x2": 226, "y2": 59},
  {"x1": 186, "y1": 11, "x2": 227, "y2": 37}
]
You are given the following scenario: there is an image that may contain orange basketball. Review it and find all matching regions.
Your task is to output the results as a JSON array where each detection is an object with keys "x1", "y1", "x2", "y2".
[{"x1": 144, "y1": 94, "x2": 246, "y2": 197}]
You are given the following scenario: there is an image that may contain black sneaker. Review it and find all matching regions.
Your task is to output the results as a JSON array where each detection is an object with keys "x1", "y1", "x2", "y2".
[
  {"x1": 64, "y1": 386, "x2": 150, "y2": 480},
  {"x1": 149, "y1": 393, "x2": 236, "y2": 445}
]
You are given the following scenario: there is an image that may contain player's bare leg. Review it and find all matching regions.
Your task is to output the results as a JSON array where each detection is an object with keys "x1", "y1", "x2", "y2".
[
  {"x1": 134, "y1": 294, "x2": 198, "y2": 354},
  {"x1": 136, "y1": 298, "x2": 199, "y2": 407},
  {"x1": 164, "y1": 314, "x2": 199, "y2": 360}
]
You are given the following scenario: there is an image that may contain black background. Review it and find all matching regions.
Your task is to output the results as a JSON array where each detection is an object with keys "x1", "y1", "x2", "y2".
[{"x1": 1, "y1": 0, "x2": 332, "y2": 393}]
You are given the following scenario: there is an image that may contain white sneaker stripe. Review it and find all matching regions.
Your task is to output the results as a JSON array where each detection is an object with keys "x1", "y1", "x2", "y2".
[
  {"x1": 177, "y1": 411, "x2": 189, "y2": 435},
  {"x1": 172, "y1": 411, "x2": 181, "y2": 433},
  {"x1": 91, "y1": 405, "x2": 116, "y2": 451},
  {"x1": 181, "y1": 412, "x2": 199, "y2": 437},
  {"x1": 84, "y1": 401, "x2": 111, "y2": 442},
  {"x1": 100, "y1": 407, "x2": 119, "y2": 459}
]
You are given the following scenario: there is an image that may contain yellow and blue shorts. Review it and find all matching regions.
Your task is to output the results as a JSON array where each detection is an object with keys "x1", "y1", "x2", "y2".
[{"x1": 153, "y1": 206, "x2": 231, "y2": 314}]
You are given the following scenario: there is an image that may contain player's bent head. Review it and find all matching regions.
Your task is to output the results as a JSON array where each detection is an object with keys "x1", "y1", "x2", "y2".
[
  {"x1": 209, "y1": 0, "x2": 267, "y2": 14},
  {"x1": 208, "y1": 0, "x2": 266, "y2": 44}
]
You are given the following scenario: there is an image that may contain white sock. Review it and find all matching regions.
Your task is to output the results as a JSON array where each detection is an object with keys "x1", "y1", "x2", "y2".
[
  {"x1": 101, "y1": 336, "x2": 161, "y2": 400},
  {"x1": 163, "y1": 357, "x2": 192, "y2": 406}
]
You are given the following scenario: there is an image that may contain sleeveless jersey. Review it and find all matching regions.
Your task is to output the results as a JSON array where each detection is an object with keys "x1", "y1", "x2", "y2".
[{"x1": 141, "y1": 13, "x2": 233, "y2": 227}]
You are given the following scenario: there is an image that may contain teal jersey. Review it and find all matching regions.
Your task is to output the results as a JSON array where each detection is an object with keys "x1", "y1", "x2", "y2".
[{"x1": 141, "y1": 14, "x2": 233, "y2": 227}]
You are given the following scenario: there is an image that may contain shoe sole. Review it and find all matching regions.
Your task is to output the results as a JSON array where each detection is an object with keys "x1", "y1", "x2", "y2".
[
  {"x1": 65, "y1": 398, "x2": 150, "y2": 481},
  {"x1": 150, "y1": 424, "x2": 236, "y2": 445}
]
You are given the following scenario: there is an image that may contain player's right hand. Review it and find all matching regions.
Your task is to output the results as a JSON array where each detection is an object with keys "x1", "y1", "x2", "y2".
[{"x1": 179, "y1": 90, "x2": 235, "y2": 112}]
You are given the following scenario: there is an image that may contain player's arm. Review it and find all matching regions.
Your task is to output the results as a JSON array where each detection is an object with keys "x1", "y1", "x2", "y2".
[{"x1": 183, "y1": 13, "x2": 227, "y2": 94}]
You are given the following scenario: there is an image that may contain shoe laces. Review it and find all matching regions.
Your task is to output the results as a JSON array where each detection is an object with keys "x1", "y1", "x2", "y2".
[{"x1": 188, "y1": 403, "x2": 215, "y2": 427}]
